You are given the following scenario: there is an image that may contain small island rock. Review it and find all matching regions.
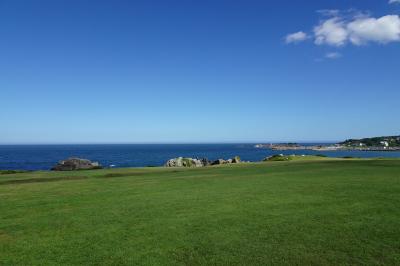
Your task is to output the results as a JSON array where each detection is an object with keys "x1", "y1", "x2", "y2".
[{"x1": 51, "y1": 158, "x2": 102, "y2": 171}]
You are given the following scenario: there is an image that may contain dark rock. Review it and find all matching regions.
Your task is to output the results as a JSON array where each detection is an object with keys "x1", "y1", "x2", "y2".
[
  {"x1": 232, "y1": 156, "x2": 241, "y2": 163},
  {"x1": 200, "y1": 158, "x2": 211, "y2": 166},
  {"x1": 211, "y1": 159, "x2": 226, "y2": 165},
  {"x1": 51, "y1": 158, "x2": 102, "y2": 171}
]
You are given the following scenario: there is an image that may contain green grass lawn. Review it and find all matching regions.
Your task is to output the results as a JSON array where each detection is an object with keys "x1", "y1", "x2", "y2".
[{"x1": 1, "y1": 158, "x2": 400, "y2": 265}]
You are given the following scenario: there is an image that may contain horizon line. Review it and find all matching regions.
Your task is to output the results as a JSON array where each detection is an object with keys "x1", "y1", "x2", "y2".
[{"x1": 0, "y1": 141, "x2": 339, "y2": 145}]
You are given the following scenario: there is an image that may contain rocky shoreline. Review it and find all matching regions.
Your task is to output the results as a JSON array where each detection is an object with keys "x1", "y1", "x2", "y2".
[
  {"x1": 50, "y1": 154, "x2": 311, "y2": 171},
  {"x1": 164, "y1": 156, "x2": 241, "y2": 168},
  {"x1": 50, "y1": 156, "x2": 244, "y2": 171},
  {"x1": 255, "y1": 143, "x2": 400, "y2": 152}
]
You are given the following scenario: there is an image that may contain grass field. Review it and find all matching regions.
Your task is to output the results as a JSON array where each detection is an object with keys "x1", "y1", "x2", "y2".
[{"x1": 1, "y1": 158, "x2": 400, "y2": 265}]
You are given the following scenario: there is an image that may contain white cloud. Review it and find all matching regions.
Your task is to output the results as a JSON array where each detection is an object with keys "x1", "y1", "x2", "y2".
[
  {"x1": 285, "y1": 31, "x2": 308, "y2": 44},
  {"x1": 314, "y1": 18, "x2": 348, "y2": 46},
  {"x1": 325, "y1": 52, "x2": 342, "y2": 59},
  {"x1": 389, "y1": 0, "x2": 400, "y2": 4},
  {"x1": 287, "y1": 10, "x2": 400, "y2": 47},
  {"x1": 347, "y1": 15, "x2": 400, "y2": 45}
]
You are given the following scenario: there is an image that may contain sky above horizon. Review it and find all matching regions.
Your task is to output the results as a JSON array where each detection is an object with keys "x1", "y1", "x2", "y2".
[{"x1": 1, "y1": 0, "x2": 399, "y2": 144}]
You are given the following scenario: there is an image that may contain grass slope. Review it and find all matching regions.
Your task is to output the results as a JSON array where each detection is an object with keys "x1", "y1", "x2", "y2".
[{"x1": 1, "y1": 159, "x2": 400, "y2": 265}]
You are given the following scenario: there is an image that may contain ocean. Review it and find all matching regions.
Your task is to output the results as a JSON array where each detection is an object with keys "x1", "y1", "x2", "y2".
[{"x1": 1, "y1": 144, "x2": 400, "y2": 171}]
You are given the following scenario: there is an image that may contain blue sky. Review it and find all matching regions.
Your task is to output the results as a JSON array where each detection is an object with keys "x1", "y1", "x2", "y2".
[{"x1": 1, "y1": 0, "x2": 399, "y2": 144}]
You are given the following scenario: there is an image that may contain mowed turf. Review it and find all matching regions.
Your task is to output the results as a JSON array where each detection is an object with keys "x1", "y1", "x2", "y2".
[{"x1": 1, "y1": 159, "x2": 400, "y2": 265}]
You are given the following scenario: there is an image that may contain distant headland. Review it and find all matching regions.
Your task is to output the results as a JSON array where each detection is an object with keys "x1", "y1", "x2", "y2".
[{"x1": 255, "y1": 135, "x2": 400, "y2": 151}]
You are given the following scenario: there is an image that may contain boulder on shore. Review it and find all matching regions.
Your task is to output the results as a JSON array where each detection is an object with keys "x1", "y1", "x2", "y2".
[
  {"x1": 164, "y1": 157, "x2": 209, "y2": 168},
  {"x1": 211, "y1": 156, "x2": 241, "y2": 165},
  {"x1": 51, "y1": 158, "x2": 102, "y2": 171},
  {"x1": 165, "y1": 156, "x2": 242, "y2": 167},
  {"x1": 211, "y1": 159, "x2": 225, "y2": 165},
  {"x1": 200, "y1": 158, "x2": 212, "y2": 167},
  {"x1": 232, "y1": 156, "x2": 241, "y2": 163}
]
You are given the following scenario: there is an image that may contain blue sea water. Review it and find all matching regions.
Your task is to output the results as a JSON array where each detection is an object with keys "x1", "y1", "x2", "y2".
[{"x1": 0, "y1": 144, "x2": 400, "y2": 171}]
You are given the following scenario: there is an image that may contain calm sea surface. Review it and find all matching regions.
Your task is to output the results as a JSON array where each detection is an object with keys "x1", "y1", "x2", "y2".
[{"x1": 1, "y1": 144, "x2": 400, "y2": 170}]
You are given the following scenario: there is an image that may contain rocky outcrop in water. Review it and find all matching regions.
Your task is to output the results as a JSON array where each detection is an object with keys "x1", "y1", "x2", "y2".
[{"x1": 51, "y1": 158, "x2": 102, "y2": 171}]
